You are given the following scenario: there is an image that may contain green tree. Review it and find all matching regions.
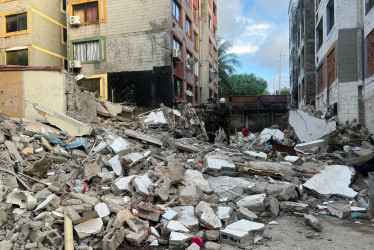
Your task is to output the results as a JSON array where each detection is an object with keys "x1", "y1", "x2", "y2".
[
  {"x1": 218, "y1": 38, "x2": 241, "y2": 93},
  {"x1": 275, "y1": 88, "x2": 290, "y2": 95},
  {"x1": 221, "y1": 73, "x2": 268, "y2": 95}
]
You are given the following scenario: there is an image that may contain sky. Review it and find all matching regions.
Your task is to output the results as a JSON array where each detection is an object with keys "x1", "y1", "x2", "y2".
[{"x1": 218, "y1": 0, "x2": 290, "y2": 93}]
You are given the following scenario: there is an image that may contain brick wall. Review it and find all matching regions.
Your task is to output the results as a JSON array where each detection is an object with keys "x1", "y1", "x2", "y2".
[{"x1": 326, "y1": 46, "x2": 336, "y2": 86}]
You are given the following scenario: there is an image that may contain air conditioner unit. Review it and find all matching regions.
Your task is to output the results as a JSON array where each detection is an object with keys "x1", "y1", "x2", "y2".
[
  {"x1": 70, "y1": 16, "x2": 81, "y2": 25},
  {"x1": 173, "y1": 49, "x2": 181, "y2": 61},
  {"x1": 69, "y1": 60, "x2": 81, "y2": 68}
]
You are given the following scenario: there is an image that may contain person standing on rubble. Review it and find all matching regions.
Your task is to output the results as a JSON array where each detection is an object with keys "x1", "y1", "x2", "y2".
[
  {"x1": 217, "y1": 98, "x2": 232, "y2": 145},
  {"x1": 195, "y1": 96, "x2": 218, "y2": 143}
]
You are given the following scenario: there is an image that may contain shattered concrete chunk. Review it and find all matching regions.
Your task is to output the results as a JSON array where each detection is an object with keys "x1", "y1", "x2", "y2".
[
  {"x1": 303, "y1": 165, "x2": 358, "y2": 199},
  {"x1": 269, "y1": 198, "x2": 280, "y2": 216},
  {"x1": 205, "y1": 242, "x2": 222, "y2": 250},
  {"x1": 237, "y1": 194, "x2": 266, "y2": 212},
  {"x1": 179, "y1": 185, "x2": 202, "y2": 206},
  {"x1": 183, "y1": 170, "x2": 212, "y2": 194},
  {"x1": 74, "y1": 218, "x2": 103, "y2": 239},
  {"x1": 208, "y1": 176, "x2": 255, "y2": 201},
  {"x1": 167, "y1": 220, "x2": 190, "y2": 233},
  {"x1": 279, "y1": 201, "x2": 309, "y2": 213},
  {"x1": 304, "y1": 214, "x2": 322, "y2": 232},
  {"x1": 220, "y1": 219, "x2": 265, "y2": 248},
  {"x1": 94, "y1": 203, "x2": 111, "y2": 218},
  {"x1": 155, "y1": 163, "x2": 184, "y2": 185},
  {"x1": 217, "y1": 206, "x2": 233, "y2": 222},
  {"x1": 6, "y1": 191, "x2": 37, "y2": 210},
  {"x1": 108, "y1": 155, "x2": 122, "y2": 176},
  {"x1": 23, "y1": 155, "x2": 53, "y2": 179},
  {"x1": 126, "y1": 229, "x2": 148, "y2": 245},
  {"x1": 102, "y1": 227, "x2": 126, "y2": 250},
  {"x1": 195, "y1": 201, "x2": 222, "y2": 230},
  {"x1": 70, "y1": 193, "x2": 99, "y2": 206},
  {"x1": 266, "y1": 184, "x2": 298, "y2": 201},
  {"x1": 205, "y1": 157, "x2": 236, "y2": 176},
  {"x1": 172, "y1": 206, "x2": 199, "y2": 232},
  {"x1": 127, "y1": 217, "x2": 147, "y2": 233},
  {"x1": 326, "y1": 203, "x2": 351, "y2": 219},
  {"x1": 238, "y1": 206, "x2": 258, "y2": 221},
  {"x1": 289, "y1": 110, "x2": 336, "y2": 142}
]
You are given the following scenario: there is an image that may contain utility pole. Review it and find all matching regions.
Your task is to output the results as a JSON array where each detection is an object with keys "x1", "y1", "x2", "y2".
[
  {"x1": 273, "y1": 76, "x2": 276, "y2": 94},
  {"x1": 279, "y1": 52, "x2": 282, "y2": 95}
]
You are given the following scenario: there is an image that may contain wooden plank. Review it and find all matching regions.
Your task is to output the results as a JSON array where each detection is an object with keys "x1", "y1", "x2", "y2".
[{"x1": 123, "y1": 129, "x2": 162, "y2": 146}]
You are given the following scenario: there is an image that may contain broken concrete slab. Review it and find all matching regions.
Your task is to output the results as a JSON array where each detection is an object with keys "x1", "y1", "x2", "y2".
[
  {"x1": 266, "y1": 184, "x2": 298, "y2": 201},
  {"x1": 70, "y1": 193, "x2": 99, "y2": 206},
  {"x1": 303, "y1": 165, "x2": 358, "y2": 199},
  {"x1": 136, "y1": 202, "x2": 161, "y2": 222},
  {"x1": 326, "y1": 203, "x2": 351, "y2": 219},
  {"x1": 217, "y1": 206, "x2": 233, "y2": 222},
  {"x1": 295, "y1": 140, "x2": 325, "y2": 153},
  {"x1": 195, "y1": 201, "x2": 222, "y2": 230},
  {"x1": 205, "y1": 157, "x2": 236, "y2": 177},
  {"x1": 304, "y1": 214, "x2": 322, "y2": 232},
  {"x1": 269, "y1": 198, "x2": 280, "y2": 216},
  {"x1": 126, "y1": 229, "x2": 148, "y2": 245},
  {"x1": 127, "y1": 217, "x2": 148, "y2": 233},
  {"x1": 144, "y1": 111, "x2": 166, "y2": 124},
  {"x1": 124, "y1": 151, "x2": 151, "y2": 167},
  {"x1": 244, "y1": 151, "x2": 268, "y2": 161},
  {"x1": 155, "y1": 163, "x2": 184, "y2": 185},
  {"x1": 74, "y1": 217, "x2": 103, "y2": 239},
  {"x1": 108, "y1": 155, "x2": 122, "y2": 176},
  {"x1": 220, "y1": 219, "x2": 265, "y2": 248},
  {"x1": 162, "y1": 209, "x2": 179, "y2": 221},
  {"x1": 179, "y1": 185, "x2": 202, "y2": 206},
  {"x1": 260, "y1": 128, "x2": 284, "y2": 141},
  {"x1": 167, "y1": 220, "x2": 190, "y2": 233},
  {"x1": 237, "y1": 194, "x2": 266, "y2": 212},
  {"x1": 205, "y1": 242, "x2": 222, "y2": 250},
  {"x1": 207, "y1": 176, "x2": 255, "y2": 201},
  {"x1": 113, "y1": 175, "x2": 135, "y2": 194},
  {"x1": 238, "y1": 206, "x2": 258, "y2": 221},
  {"x1": 123, "y1": 129, "x2": 162, "y2": 146},
  {"x1": 183, "y1": 170, "x2": 212, "y2": 194},
  {"x1": 169, "y1": 232, "x2": 193, "y2": 249},
  {"x1": 279, "y1": 201, "x2": 309, "y2": 213},
  {"x1": 172, "y1": 206, "x2": 199, "y2": 232},
  {"x1": 33, "y1": 104, "x2": 93, "y2": 137},
  {"x1": 94, "y1": 203, "x2": 111, "y2": 218},
  {"x1": 110, "y1": 137, "x2": 130, "y2": 154},
  {"x1": 289, "y1": 110, "x2": 336, "y2": 142},
  {"x1": 115, "y1": 209, "x2": 135, "y2": 226}
]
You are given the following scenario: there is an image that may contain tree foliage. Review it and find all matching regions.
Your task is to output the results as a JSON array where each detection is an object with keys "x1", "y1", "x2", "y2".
[
  {"x1": 275, "y1": 88, "x2": 291, "y2": 95},
  {"x1": 218, "y1": 38, "x2": 241, "y2": 92},
  {"x1": 220, "y1": 73, "x2": 268, "y2": 96}
]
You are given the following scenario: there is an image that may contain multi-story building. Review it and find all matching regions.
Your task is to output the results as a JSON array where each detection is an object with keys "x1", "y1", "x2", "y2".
[
  {"x1": 0, "y1": 0, "x2": 67, "y2": 67},
  {"x1": 200, "y1": 0, "x2": 218, "y2": 102},
  {"x1": 314, "y1": 0, "x2": 364, "y2": 124},
  {"x1": 288, "y1": 0, "x2": 316, "y2": 108},
  {"x1": 66, "y1": 0, "x2": 217, "y2": 108},
  {"x1": 363, "y1": 0, "x2": 374, "y2": 133}
]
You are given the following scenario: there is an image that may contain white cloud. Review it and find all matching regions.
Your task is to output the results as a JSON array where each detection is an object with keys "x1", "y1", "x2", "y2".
[{"x1": 217, "y1": 0, "x2": 289, "y2": 84}]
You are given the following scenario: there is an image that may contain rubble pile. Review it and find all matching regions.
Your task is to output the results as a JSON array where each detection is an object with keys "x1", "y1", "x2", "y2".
[{"x1": 0, "y1": 104, "x2": 373, "y2": 250}]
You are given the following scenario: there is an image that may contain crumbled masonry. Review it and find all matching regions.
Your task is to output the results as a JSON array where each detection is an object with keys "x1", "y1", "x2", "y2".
[{"x1": 0, "y1": 102, "x2": 373, "y2": 249}]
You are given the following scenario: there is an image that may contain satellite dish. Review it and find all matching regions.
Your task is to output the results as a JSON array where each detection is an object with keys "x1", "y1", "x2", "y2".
[{"x1": 187, "y1": 57, "x2": 196, "y2": 65}]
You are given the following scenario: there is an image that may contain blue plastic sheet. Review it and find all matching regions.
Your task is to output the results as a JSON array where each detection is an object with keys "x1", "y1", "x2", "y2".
[{"x1": 44, "y1": 135, "x2": 88, "y2": 152}]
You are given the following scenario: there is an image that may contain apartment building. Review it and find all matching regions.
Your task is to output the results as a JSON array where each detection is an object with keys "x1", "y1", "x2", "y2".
[
  {"x1": 0, "y1": 0, "x2": 67, "y2": 67},
  {"x1": 288, "y1": 0, "x2": 316, "y2": 108},
  {"x1": 315, "y1": 0, "x2": 364, "y2": 124},
  {"x1": 66, "y1": 0, "x2": 216, "y2": 108},
  {"x1": 200, "y1": 0, "x2": 218, "y2": 102},
  {"x1": 363, "y1": 0, "x2": 374, "y2": 132}
]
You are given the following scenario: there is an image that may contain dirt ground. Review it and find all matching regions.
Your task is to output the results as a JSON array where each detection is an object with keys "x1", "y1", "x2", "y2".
[{"x1": 221, "y1": 215, "x2": 374, "y2": 250}]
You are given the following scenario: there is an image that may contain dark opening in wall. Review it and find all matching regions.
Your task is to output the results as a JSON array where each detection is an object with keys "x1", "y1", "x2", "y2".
[
  {"x1": 6, "y1": 49, "x2": 28, "y2": 66},
  {"x1": 365, "y1": 0, "x2": 374, "y2": 15},
  {"x1": 316, "y1": 18, "x2": 323, "y2": 51},
  {"x1": 6, "y1": 13, "x2": 27, "y2": 33},
  {"x1": 327, "y1": 0, "x2": 335, "y2": 34}
]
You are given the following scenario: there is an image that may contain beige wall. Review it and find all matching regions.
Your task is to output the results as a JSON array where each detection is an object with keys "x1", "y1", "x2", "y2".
[
  {"x1": 0, "y1": 71, "x2": 23, "y2": 117},
  {"x1": 0, "y1": 0, "x2": 66, "y2": 66},
  {"x1": 68, "y1": 0, "x2": 172, "y2": 75},
  {"x1": 23, "y1": 70, "x2": 66, "y2": 120}
]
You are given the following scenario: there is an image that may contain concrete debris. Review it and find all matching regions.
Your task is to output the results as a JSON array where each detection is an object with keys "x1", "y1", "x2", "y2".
[
  {"x1": 303, "y1": 165, "x2": 358, "y2": 199},
  {"x1": 289, "y1": 110, "x2": 336, "y2": 142},
  {"x1": 0, "y1": 100, "x2": 372, "y2": 249}
]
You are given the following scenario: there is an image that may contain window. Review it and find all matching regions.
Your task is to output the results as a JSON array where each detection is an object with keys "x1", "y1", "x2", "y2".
[
  {"x1": 186, "y1": 84, "x2": 193, "y2": 103},
  {"x1": 209, "y1": 89, "x2": 213, "y2": 97},
  {"x1": 77, "y1": 78, "x2": 101, "y2": 94},
  {"x1": 194, "y1": 87, "x2": 198, "y2": 102},
  {"x1": 209, "y1": 65, "x2": 213, "y2": 83},
  {"x1": 213, "y1": 48, "x2": 217, "y2": 61},
  {"x1": 173, "y1": 0, "x2": 181, "y2": 22},
  {"x1": 173, "y1": 38, "x2": 181, "y2": 52},
  {"x1": 186, "y1": 52, "x2": 192, "y2": 69},
  {"x1": 73, "y1": 41, "x2": 100, "y2": 62},
  {"x1": 62, "y1": 0, "x2": 67, "y2": 12},
  {"x1": 6, "y1": 49, "x2": 28, "y2": 66},
  {"x1": 6, "y1": 13, "x2": 27, "y2": 33},
  {"x1": 209, "y1": 40, "x2": 213, "y2": 55},
  {"x1": 193, "y1": 6, "x2": 198, "y2": 24},
  {"x1": 326, "y1": 0, "x2": 334, "y2": 34},
  {"x1": 366, "y1": 0, "x2": 374, "y2": 14},
  {"x1": 194, "y1": 59, "x2": 198, "y2": 76},
  {"x1": 174, "y1": 77, "x2": 183, "y2": 98},
  {"x1": 213, "y1": 25, "x2": 217, "y2": 38},
  {"x1": 317, "y1": 64, "x2": 324, "y2": 93},
  {"x1": 213, "y1": 2, "x2": 217, "y2": 16},
  {"x1": 62, "y1": 28, "x2": 67, "y2": 44},
  {"x1": 327, "y1": 47, "x2": 336, "y2": 86},
  {"x1": 209, "y1": 15, "x2": 212, "y2": 31},
  {"x1": 194, "y1": 32, "x2": 199, "y2": 51},
  {"x1": 316, "y1": 19, "x2": 323, "y2": 51},
  {"x1": 186, "y1": 17, "x2": 191, "y2": 37},
  {"x1": 73, "y1": 2, "x2": 99, "y2": 23}
]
